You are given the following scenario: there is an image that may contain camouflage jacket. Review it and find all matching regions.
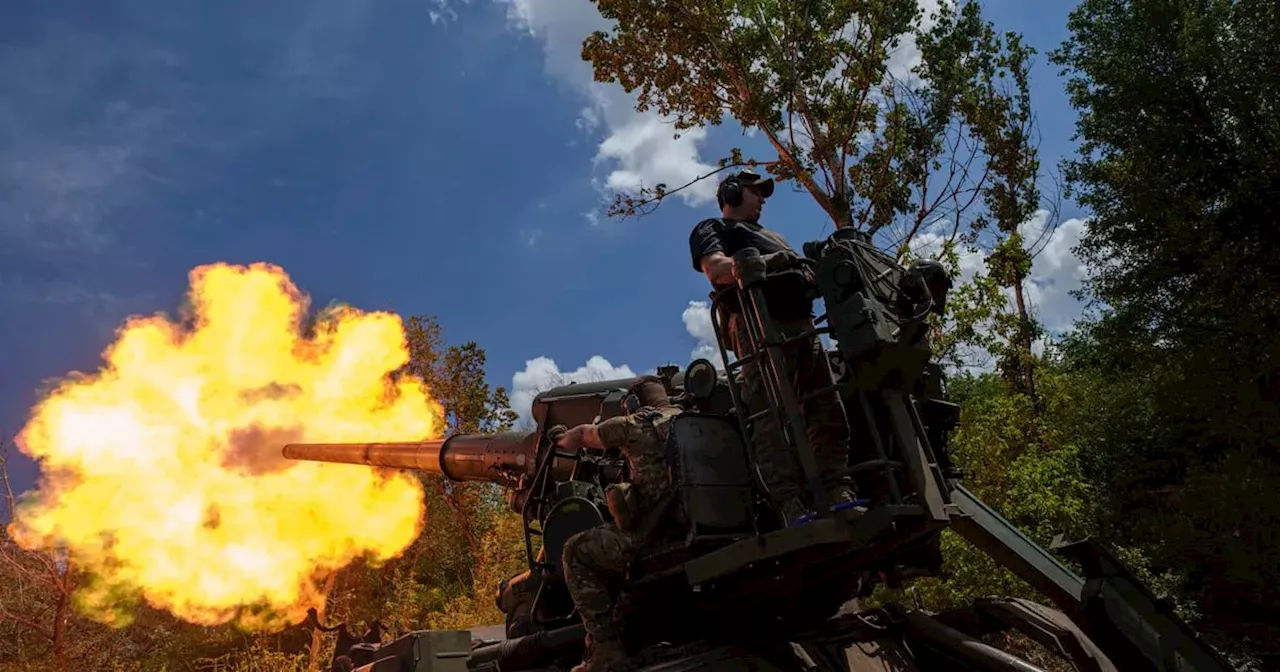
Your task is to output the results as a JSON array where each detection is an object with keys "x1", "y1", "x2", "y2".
[{"x1": 596, "y1": 405, "x2": 683, "y2": 515}]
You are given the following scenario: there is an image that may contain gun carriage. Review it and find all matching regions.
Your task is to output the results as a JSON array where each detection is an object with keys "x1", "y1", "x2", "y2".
[{"x1": 284, "y1": 228, "x2": 1234, "y2": 672}]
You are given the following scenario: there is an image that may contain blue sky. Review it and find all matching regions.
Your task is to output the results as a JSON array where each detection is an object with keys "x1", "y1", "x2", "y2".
[{"x1": 1, "y1": 0, "x2": 1091, "y2": 497}]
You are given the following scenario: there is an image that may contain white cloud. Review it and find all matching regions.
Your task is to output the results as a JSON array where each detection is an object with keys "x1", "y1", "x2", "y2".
[
  {"x1": 681, "y1": 300, "x2": 725, "y2": 366},
  {"x1": 907, "y1": 209, "x2": 1090, "y2": 371},
  {"x1": 909, "y1": 223, "x2": 988, "y2": 285},
  {"x1": 428, "y1": 0, "x2": 470, "y2": 25},
  {"x1": 887, "y1": 0, "x2": 946, "y2": 85},
  {"x1": 494, "y1": 0, "x2": 721, "y2": 208},
  {"x1": 507, "y1": 301, "x2": 727, "y2": 430},
  {"x1": 681, "y1": 300, "x2": 832, "y2": 364},
  {"x1": 509, "y1": 355, "x2": 637, "y2": 425},
  {"x1": 1020, "y1": 214, "x2": 1088, "y2": 335},
  {"x1": 490, "y1": 0, "x2": 952, "y2": 213},
  {"x1": 520, "y1": 228, "x2": 543, "y2": 246}
]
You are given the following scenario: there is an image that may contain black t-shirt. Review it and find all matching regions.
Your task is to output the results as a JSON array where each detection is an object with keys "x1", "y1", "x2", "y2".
[{"x1": 688, "y1": 218, "x2": 791, "y2": 274}]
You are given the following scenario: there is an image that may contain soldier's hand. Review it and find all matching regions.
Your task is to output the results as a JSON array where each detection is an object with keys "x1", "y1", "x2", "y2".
[
  {"x1": 555, "y1": 424, "x2": 600, "y2": 452},
  {"x1": 545, "y1": 424, "x2": 569, "y2": 443},
  {"x1": 797, "y1": 262, "x2": 819, "y2": 287},
  {"x1": 763, "y1": 249, "x2": 800, "y2": 271}
]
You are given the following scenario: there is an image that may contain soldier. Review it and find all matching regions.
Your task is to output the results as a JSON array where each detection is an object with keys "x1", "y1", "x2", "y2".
[
  {"x1": 688, "y1": 169, "x2": 857, "y2": 525},
  {"x1": 496, "y1": 566, "x2": 539, "y2": 638},
  {"x1": 556, "y1": 375, "x2": 684, "y2": 672}
]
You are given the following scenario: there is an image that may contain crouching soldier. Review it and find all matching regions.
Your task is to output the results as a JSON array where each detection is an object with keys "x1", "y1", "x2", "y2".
[{"x1": 556, "y1": 376, "x2": 684, "y2": 672}]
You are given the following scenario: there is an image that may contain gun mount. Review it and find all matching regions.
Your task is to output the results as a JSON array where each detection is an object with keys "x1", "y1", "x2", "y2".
[{"x1": 284, "y1": 227, "x2": 1235, "y2": 672}]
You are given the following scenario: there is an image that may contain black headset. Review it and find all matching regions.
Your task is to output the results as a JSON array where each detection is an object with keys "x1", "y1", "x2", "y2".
[{"x1": 718, "y1": 175, "x2": 744, "y2": 208}]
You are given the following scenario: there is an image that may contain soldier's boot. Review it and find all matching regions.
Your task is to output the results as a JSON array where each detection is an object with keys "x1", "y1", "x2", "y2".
[
  {"x1": 572, "y1": 634, "x2": 626, "y2": 672},
  {"x1": 777, "y1": 497, "x2": 812, "y2": 527},
  {"x1": 827, "y1": 484, "x2": 867, "y2": 516}
]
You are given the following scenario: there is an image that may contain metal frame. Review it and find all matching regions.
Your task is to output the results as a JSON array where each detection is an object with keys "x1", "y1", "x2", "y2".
[
  {"x1": 710, "y1": 249, "x2": 834, "y2": 516},
  {"x1": 706, "y1": 246, "x2": 951, "y2": 527}
]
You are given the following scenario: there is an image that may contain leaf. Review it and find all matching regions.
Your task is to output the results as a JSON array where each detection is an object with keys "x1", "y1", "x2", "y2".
[{"x1": 584, "y1": 0, "x2": 1048, "y2": 241}]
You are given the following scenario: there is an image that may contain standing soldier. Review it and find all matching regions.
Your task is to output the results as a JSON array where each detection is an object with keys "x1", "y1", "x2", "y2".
[
  {"x1": 556, "y1": 376, "x2": 685, "y2": 672},
  {"x1": 688, "y1": 169, "x2": 857, "y2": 525}
]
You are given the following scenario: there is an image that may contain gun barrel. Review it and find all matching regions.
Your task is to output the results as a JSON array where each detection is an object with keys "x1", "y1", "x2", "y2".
[{"x1": 282, "y1": 431, "x2": 536, "y2": 487}]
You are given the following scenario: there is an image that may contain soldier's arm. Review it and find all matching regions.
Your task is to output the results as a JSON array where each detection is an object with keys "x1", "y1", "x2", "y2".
[
  {"x1": 698, "y1": 252, "x2": 735, "y2": 286},
  {"x1": 595, "y1": 415, "x2": 644, "y2": 454},
  {"x1": 557, "y1": 418, "x2": 638, "y2": 455},
  {"x1": 578, "y1": 424, "x2": 604, "y2": 452},
  {"x1": 690, "y1": 219, "x2": 734, "y2": 287},
  {"x1": 556, "y1": 424, "x2": 599, "y2": 453}
]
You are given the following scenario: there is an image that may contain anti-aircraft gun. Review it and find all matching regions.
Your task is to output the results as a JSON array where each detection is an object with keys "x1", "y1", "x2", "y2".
[{"x1": 282, "y1": 227, "x2": 1236, "y2": 672}]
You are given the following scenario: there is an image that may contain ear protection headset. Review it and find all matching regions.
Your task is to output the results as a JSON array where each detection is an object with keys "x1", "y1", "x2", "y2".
[{"x1": 718, "y1": 175, "x2": 744, "y2": 208}]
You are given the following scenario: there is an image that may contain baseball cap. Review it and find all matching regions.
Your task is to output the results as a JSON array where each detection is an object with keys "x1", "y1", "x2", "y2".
[{"x1": 722, "y1": 169, "x2": 775, "y2": 198}]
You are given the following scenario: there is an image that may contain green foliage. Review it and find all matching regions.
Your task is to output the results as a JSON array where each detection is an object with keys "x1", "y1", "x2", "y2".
[
  {"x1": 1051, "y1": 0, "x2": 1280, "y2": 346},
  {"x1": 867, "y1": 5, "x2": 1280, "y2": 661},
  {"x1": 921, "y1": 254, "x2": 1007, "y2": 372},
  {"x1": 1048, "y1": 0, "x2": 1280, "y2": 455},
  {"x1": 870, "y1": 367, "x2": 1092, "y2": 613},
  {"x1": 425, "y1": 511, "x2": 531, "y2": 631},
  {"x1": 584, "y1": 0, "x2": 1035, "y2": 239},
  {"x1": 187, "y1": 642, "x2": 310, "y2": 672},
  {"x1": 1048, "y1": 0, "x2": 1280, "y2": 658},
  {"x1": 322, "y1": 313, "x2": 528, "y2": 639},
  {"x1": 400, "y1": 315, "x2": 520, "y2": 435}
]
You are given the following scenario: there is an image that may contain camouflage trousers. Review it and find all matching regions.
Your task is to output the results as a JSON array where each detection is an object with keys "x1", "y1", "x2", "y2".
[
  {"x1": 731, "y1": 314, "x2": 851, "y2": 506},
  {"x1": 561, "y1": 524, "x2": 639, "y2": 644},
  {"x1": 496, "y1": 570, "x2": 538, "y2": 638}
]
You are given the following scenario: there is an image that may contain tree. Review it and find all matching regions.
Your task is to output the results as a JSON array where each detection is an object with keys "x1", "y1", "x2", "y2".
[
  {"x1": 1052, "y1": 0, "x2": 1280, "y2": 365},
  {"x1": 964, "y1": 30, "x2": 1049, "y2": 400},
  {"x1": 1049, "y1": 0, "x2": 1280, "y2": 441},
  {"x1": 399, "y1": 316, "x2": 519, "y2": 435},
  {"x1": 1, "y1": 434, "x2": 156, "y2": 671},
  {"x1": 584, "y1": 0, "x2": 1028, "y2": 240},
  {"x1": 582, "y1": 0, "x2": 1061, "y2": 387},
  {"x1": 1, "y1": 432, "x2": 74, "y2": 668},
  {"x1": 328, "y1": 314, "x2": 525, "y2": 635},
  {"x1": 1049, "y1": 0, "x2": 1280, "y2": 659}
]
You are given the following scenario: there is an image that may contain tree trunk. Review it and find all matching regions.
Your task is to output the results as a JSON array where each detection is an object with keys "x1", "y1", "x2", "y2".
[
  {"x1": 1012, "y1": 278, "x2": 1037, "y2": 401},
  {"x1": 307, "y1": 572, "x2": 338, "y2": 672},
  {"x1": 50, "y1": 554, "x2": 73, "y2": 670},
  {"x1": 435, "y1": 481, "x2": 479, "y2": 560}
]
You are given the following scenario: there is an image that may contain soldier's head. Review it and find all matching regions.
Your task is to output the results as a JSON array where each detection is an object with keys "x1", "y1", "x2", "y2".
[
  {"x1": 718, "y1": 169, "x2": 774, "y2": 221},
  {"x1": 620, "y1": 375, "x2": 673, "y2": 414}
]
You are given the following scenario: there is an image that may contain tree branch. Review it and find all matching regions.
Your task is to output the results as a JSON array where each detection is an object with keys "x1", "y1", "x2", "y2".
[
  {"x1": 0, "y1": 610, "x2": 54, "y2": 641},
  {"x1": 602, "y1": 160, "x2": 777, "y2": 219},
  {"x1": 2, "y1": 431, "x2": 18, "y2": 524}
]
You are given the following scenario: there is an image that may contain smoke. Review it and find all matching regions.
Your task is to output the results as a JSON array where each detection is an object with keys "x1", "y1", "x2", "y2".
[{"x1": 219, "y1": 423, "x2": 305, "y2": 476}]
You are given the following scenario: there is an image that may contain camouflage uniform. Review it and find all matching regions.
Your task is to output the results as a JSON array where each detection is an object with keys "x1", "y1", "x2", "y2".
[
  {"x1": 561, "y1": 400, "x2": 683, "y2": 671},
  {"x1": 496, "y1": 567, "x2": 539, "y2": 638}
]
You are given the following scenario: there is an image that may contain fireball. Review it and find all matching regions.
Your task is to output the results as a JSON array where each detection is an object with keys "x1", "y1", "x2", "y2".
[{"x1": 7, "y1": 262, "x2": 443, "y2": 630}]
